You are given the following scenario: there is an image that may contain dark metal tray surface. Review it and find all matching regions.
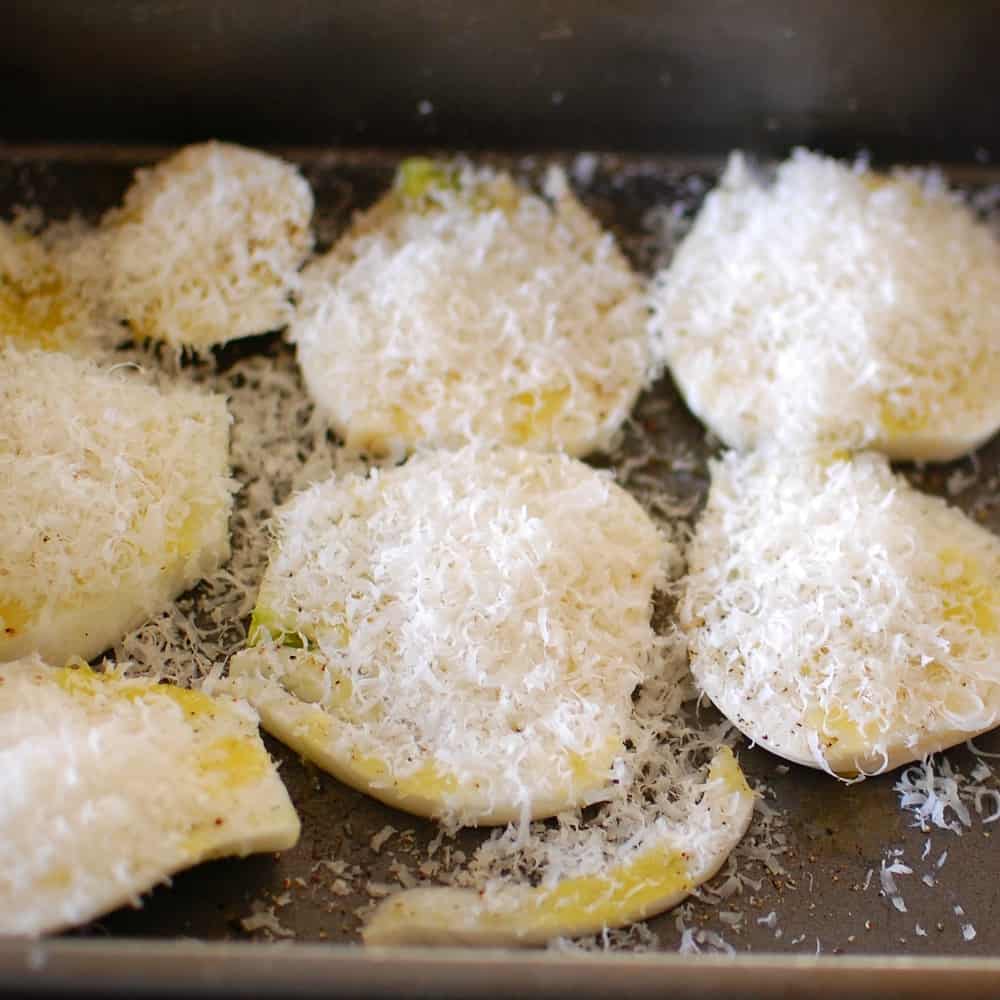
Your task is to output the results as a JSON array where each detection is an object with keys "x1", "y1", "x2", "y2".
[{"x1": 1, "y1": 146, "x2": 999, "y2": 996}]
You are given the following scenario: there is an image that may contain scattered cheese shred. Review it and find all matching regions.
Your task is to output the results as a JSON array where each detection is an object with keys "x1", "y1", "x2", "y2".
[{"x1": 895, "y1": 752, "x2": 1000, "y2": 833}]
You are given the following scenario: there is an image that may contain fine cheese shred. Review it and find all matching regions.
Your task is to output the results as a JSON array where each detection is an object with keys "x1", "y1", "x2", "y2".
[{"x1": 9, "y1": 150, "x2": 997, "y2": 949}]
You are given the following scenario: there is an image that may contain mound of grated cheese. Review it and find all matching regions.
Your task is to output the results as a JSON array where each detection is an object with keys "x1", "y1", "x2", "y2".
[
  {"x1": 682, "y1": 448, "x2": 1000, "y2": 776},
  {"x1": 228, "y1": 444, "x2": 671, "y2": 827},
  {"x1": 0, "y1": 655, "x2": 299, "y2": 937},
  {"x1": 102, "y1": 142, "x2": 313, "y2": 349},
  {"x1": 0, "y1": 346, "x2": 235, "y2": 665},
  {"x1": 291, "y1": 160, "x2": 652, "y2": 459},
  {"x1": 650, "y1": 149, "x2": 1000, "y2": 461}
]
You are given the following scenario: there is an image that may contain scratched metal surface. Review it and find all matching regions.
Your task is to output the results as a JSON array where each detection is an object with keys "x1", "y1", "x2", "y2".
[{"x1": 1, "y1": 147, "x2": 999, "y2": 976}]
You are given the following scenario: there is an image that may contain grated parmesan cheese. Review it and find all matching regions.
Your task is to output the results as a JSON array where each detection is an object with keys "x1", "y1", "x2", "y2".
[
  {"x1": 0, "y1": 346, "x2": 235, "y2": 665},
  {"x1": 682, "y1": 447, "x2": 1000, "y2": 776},
  {"x1": 650, "y1": 149, "x2": 1000, "y2": 461},
  {"x1": 240, "y1": 900, "x2": 297, "y2": 938},
  {"x1": 102, "y1": 142, "x2": 313, "y2": 349},
  {"x1": 228, "y1": 445, "x2": 671, "y2": 826},
  {"x1": 0, "y1": 655, "x2": 299, "y2": 936},
  {"x1": 292, "y1": 160, "x2": 652, "y2": 459},
  {"x1": 370, "y1": 825, "x2": 396, "y2": 854}
]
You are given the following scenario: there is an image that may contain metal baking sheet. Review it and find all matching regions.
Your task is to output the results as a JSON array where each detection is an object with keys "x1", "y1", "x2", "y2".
[{"x1": 2, "y1": 145, "x2": 1000, "y2": 997}]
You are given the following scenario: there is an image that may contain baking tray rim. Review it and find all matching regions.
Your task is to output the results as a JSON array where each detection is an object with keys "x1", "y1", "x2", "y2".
[{"x1": 5, "y1": 939, "x2": 1000, "y2": 998}]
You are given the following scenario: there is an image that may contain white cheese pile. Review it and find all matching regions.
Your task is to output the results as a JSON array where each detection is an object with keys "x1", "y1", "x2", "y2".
[
  {"x1": 102, "y1": 141, "x2": 313, "y2": 349},
  {"x1": 0, "y1": 655, "x2": 299, "y2": 937},
  {"x1": 682, "y1": 448, "x2": 1000, "y2": 776},
  {"x1": 650, "y1": 149, "x2": 1000, "y2": 461},
  {"x1": 292, "y1": 159, "x2": 652, "y2": 459},
  {"x1": 0, "y1": 345, "x2": 234, "y2": 665},
  {"x1": 228, "y1": 445, "x2": 670, "y2": 827}
]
